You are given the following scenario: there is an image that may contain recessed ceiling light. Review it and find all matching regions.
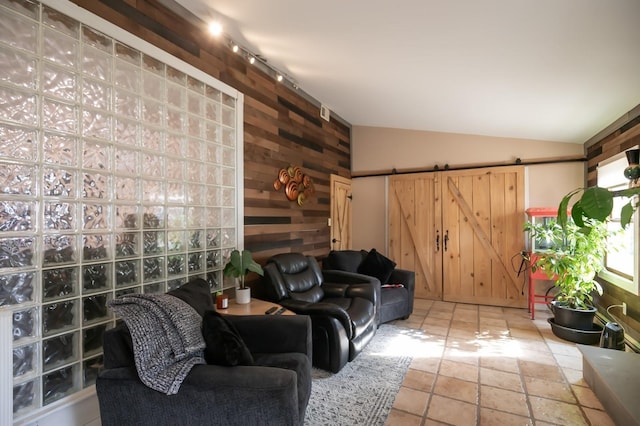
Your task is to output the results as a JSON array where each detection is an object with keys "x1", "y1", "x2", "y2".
[{"x1": 208, "y1": 21, "x2": 223, "y2": 36}]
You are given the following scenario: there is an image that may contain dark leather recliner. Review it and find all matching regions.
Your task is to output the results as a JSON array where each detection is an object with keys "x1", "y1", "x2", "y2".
[{"x1": 262, "y1": 253, "x2": 379, "y2": 373}]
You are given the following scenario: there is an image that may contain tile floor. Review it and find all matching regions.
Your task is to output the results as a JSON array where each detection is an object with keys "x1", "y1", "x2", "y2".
[{"x1": 385, "y1": 299, "x2": 614, "y2": 426}]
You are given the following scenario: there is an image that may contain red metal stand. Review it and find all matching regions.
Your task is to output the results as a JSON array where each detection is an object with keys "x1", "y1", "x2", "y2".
[{"x1": 527, "y1": 253, "x2": 557, "y2": 319}]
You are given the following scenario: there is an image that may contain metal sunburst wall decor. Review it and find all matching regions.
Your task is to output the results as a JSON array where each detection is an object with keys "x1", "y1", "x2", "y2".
[{"x1": 273, "y1": 165, "x2": 315, "y2": 206}]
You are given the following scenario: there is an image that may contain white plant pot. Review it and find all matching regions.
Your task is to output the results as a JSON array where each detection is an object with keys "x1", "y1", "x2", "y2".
[{"x1": 235, "y1": 287, "x2": 251, "y2": 304}]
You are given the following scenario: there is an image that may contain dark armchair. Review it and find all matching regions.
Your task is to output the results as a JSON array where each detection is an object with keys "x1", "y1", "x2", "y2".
[
  {"x1": 96, "y1": 313, "x2": 312, "y2": 426},
  {"x1": 323, "y1": 249, "x2": 415, "y2": 324},
  {"x1": 261, "y1": 253, "x2": 379, "y2": 373}
]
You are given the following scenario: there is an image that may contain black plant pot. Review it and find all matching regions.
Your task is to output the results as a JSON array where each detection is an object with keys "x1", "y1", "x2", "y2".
[
  {"x1": 551, "y1": 301, "x2": 596, "y2": 331},
  {"x1": 548, "y1": 318, "x2": 603, "y2": 345}
]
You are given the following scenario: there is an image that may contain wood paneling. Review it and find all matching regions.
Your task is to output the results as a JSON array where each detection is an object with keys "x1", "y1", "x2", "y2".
[{"x1": 71, "y1": 0, "x2": 351, "y2": 273}]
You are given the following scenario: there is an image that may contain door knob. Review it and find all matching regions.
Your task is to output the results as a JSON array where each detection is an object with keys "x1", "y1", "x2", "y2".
[{"x1": 332, "y1": 238, "x2": 341, "y2": 243}]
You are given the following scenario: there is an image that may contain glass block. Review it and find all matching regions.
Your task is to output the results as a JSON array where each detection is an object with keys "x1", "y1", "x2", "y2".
[
  {"x1": 167, "y1": 108, "x2": 184, "y2": 132},
  {"x1": 43, "y1": 167, "x2": 75, "y2": 197},
  {"x1": 43, "y1": 364, "x2": 79, "y2": 405},
  {"x1": 43, "y1": 234, "x2": 76, "y2": 265},
  {"x1": 205, "y1": 85, "x2": 221, "y2": 101},
  {"x1": 187, "y1": 92, "x2": 202, "y2": 115},
  {"x1": 142, "y1": 153, "x2": 164, "y2": 178},
  {"x1": 205, "y1": 121, "x2": 220, "y2": 143},
  {"x1": 206, "y1": 250, "x2": 221, "y2": 269},
  {"x1": 0, "y1": 272, "x2": 34, "y2": 306},
  {"x1": 222, "y1": 93, "x2": 235, "y2": 108},
  {"x1": 114, "y1": 59, "x2": 140, "y2": 92},
  {"x1": 82, "y1": 78, "x2": 111, "y2": 110},
  {"x1": 0, "y1": 123, "x2": 37, "y2": 161},
  {"x1": 83, "y1": 25, "x2": 112, "y2": 51},
  {"x1": 83, "y1": 234, "x2": 110, "y2": 261},
  {"x1": 42, "y1": 267, "x2": 78, "y2": 301},
  {"x1": 222, "y1": 188, "x2": 235, "y2": 207},
  {"x1": 222, "y1": 208, "x2": 236, "y2": 228},
  {"x1": 222, "y1": 128, "x2": 235, "y2": 147},
  {"x1": 14, "y1": 343, "x2": 37, "y2": 377},
  {"x1": 143, "y1": 208, "x2": 163, "y2": 228},
  {"x1": 83, "y1": 204, "x2": 109, "y2": 230},
  {"x1": 0, "y1": 86, "x2": 36, "y2": 125},
  {"x1": 83, "y1": 293, "x2": 111, "y2": 324},
  {"x1": 83, "y1": 355, "x2": 103, "y2": 387},
  {"x1": 206, "y1": 164, "x2": 221, "y2": 186},
  {"x1": 187, "y1": 76, "x2": 204, "y2": 94},
  {"x1": 222, "y1": 147, "x2": 236, "y2": 167},
  {"x1": 143, "y1": 282, "x2": 163, "y2": 294},
  {"x1": 83, "y1": 324, "x2": 106, "y2": 357},
  {"x1": 13, "y1": 308, "x2": 37, "y2": 340},
  {"x1": 114, "y1": 146, "x2": 138, "y2": 175},
  {"x1": 188, "y1": 252, "x2": 203, "y2": 272},
  {"x1": 206, "y1": 186, "x2": 221, "y2": 207},
  {"x1": 115, "y1": 259, "x2": 139, "y2": 286},
  {"x1": 82, "y1": 172, "x2": 108, "y2": 199},
  {"x1": 187, "y1": 208, "x2": 204, "y2": 228},
  {"x1": 166, "y1": 66, "x2": 185, "y2": 84},
  {"x1": 0, "y1": 8, "x2": 37, "y2": 54},
  {"x1": 83, "y1": 46, "x2": 112, "y2": 82},
  {"x1": 221, "y1": 106, "x2": 235, "y2": 128},
  {"x1": 222, "y1": 167, "x2": 236, "y2": 187},
  {"x1": 143, "y1": 71, "x2": 163, "y2": 101},
  {"x1": 167, "y1": 231, "x2": 185, "y2": 253},
  {"x1": 206, "y1": 271, "x2": 221, "y2": 291},
  {"x1": 142, "y1": 127, "x2": 163, "y2": 151},
  {"x1": 142, "y1": 180, "x2": 165, "y2": 203},
  {"x1": 188, "y1": 230, "x2": 203, "y2": 250},
  {"x1": 115, "y1": 287, "x2": 138, "y2": 298},
  {"x1": 82, "y1": 263, "x2": 110, "y2": 293},
  {"x1": 13, "y1": 380, "x2": 37, "y2": 414},
  {"x1": 115, "y1": 42, "x2": 140, "y2": 65},
  {"x1": 115, "y1": 205, "x2": 139, "y2": 229},
  {"x1": 205, "y1": 141, "x2": 221, "y2": 165},
  {"x1": 44, "y1": 132, "x2": 77, "y2": 166},
  {"x1": 186, "y1": 139, "x2": 202, "y2": 161},
  {"x1": 42, "y1": 98, "x2": 77, "y2": 133},
  {"x1": 0, "y1": 237, "x2": 35, "y2": 268},
  {"x1": 166, "y1": 83, "x2": 185, "y2": 109},
  {"x1": 167, "y1": 207, "x2": 185, "y2": 228},
  {"x1": 43, "y1": 5, "x2": 79, "y2": 38},
  {"x1": 207, "y1": 208, "x2": 221, "y2": 228},
  {"x1": 206, "y1": 229, "x2": 220, "y2": 249},
  {"x1": 166, "y1": 133, "x2": 184, "y2": 156},
  {"x1": 43, "y1": 62, "x2": 77, "y2": 102},
  {"x1": 43, "y1": 27, "x2": 78, "y2": 69},
  {"x1": 187, "y1": 185, "x2": 204, "y2": 205},
  {"x1": 43, "y1": 332, "x2": 78, "y2": 372},
  {"x1": 187, "y1": 115, "x2": 202, "y2": 138},
  {"x1": 42, "y1": 300, "x2": 78, "y2": 336},
  {"x1": 83, "y1": 109, "x2": 112, "y2": 140},
  {"x1": 143, "y1": 54, "x2": 164, "y2": 75},
  {"x1": 1, "y1": 46, "x2": 37, "y2": 90},
  {"x1": 116, "y1": 232, "x2": 139, "y2": 258},
  {"x1": 141, "y1": 99, "x2": 163, "y2": 125},
  {"x1": 222, "y1": 228, "x2": 235, "y2": 247},
  {"x1": 205, "y1": 101, "x2": 220, "y2": 123},
  {"x1": 1, "y1": 162, "x2": 34, "y2": 195},
  {"x1": 167, "y1": 254, "x2": 186, "y2": 275},
  {"x1": 143, "y1": 231, "x2": 164, "y2": 254},
  {"x1": 165, "y1": 158, "x2": 183, "y2": 181},
  {"x1": 143, "y1": 256, "x2": 164, "y2": 282},
  {"x1": 115, "y1": 90, "x2": 140, "y2": 121},
  {"x1": 188, "y1": 161, "x2": 204, "y2": 182},
  {"x1": 1, "y1": 200, "x2": 34, "y2": 231},
  {"x1": 44, "y1": 201, "x2": 76, "y2": 231},
  {"x1": 166, "y1": 182, "x2": 185, "y2": 204},
  {"x1": 115, "y1": 176, "x2": 137, "y2": 201}
]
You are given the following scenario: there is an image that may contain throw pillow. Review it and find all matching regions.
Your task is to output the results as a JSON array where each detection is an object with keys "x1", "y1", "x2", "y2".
[
  {"x1": 202, "y1": 310, "x2": 254, "y2": 366},
  {"x1": 167, "y1": 278, "x2": 214, "y2": 317},
  {"x1": 357, "y1": 248, "x2": 396, "y2": 284}
]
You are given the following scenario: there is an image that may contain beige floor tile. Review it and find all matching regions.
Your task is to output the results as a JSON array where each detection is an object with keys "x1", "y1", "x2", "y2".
[
  {"x1": 429, "y1": 310, "x2": 454, "y2": 321},
  {"x1": 553, "y1": 353, "x2": 583, "y2": 370},
  {"x1": 424, "y1": 419, "x2": 451, "y2": 426},
  {"x1": 582, "y1": 407, "x2": 615, "y2": 426},
  {"x1": 480, "y1": 367, "x2": 523, "y2": 392},
  {"x1": 455, "y1": 303, "x2": 479, "y2": 312},
  {"x1": 443, "y1": 344, "x2": 480, "y2": 365},
  {"x1": 385, "y1": 408, "x2": 423, "y2": 426},
  {"x1": 562, "y1": 367, "x2": 588, "y2": 386},
  {"x1": 528, "y1": 396, "x2": 587, "y2": 425},
  {"x1": 427, "y1": 394, "x2": 477, "y2": 425},
  {"x1": 414, "y1": 299, "x2": 435, "y2": 310},
  {"x1": 479, "y1": 407, "x2": 533, "y2": 426},
  {"x1": 571, "y1": 384, "x2": 604, "y2": 410},
  {"x1": 453, "y1": 310, "x2": 478, "y2": 323},
  {"x1": 439, "y1": 359, "x2": 479, "y2": 382},
  {"x1": 523, "y1": 376, "x2": 576, "y2": 403},
  {"x1": 403, "y1": 368, "x2": 436, "y2": 392},
  {"x1": 392, "y1": 386, "x2": 429, "y2": 416},
  {"x1": 410, "y1": 356, "x2": 441, "y2": 374},
  {"x1": 421, "y1": 323, "x2": 450, "y2": 337},
  {"x1": 480, "y1": 355, "x2": 520, "y2": 374},
  {"x1": 518, "y1": 361, "x2": 564, "y2": 382},
  {"x1": 479, "y1": 317, "x2": 508, "y2": 328},
  {"x1": 546, "y1": 341, "x2": 582, "y2": 357},
  {"x1": 480, "y1": 385, "x2": 529, "y2": 417},
  {"x1": 433, "y1": 375, "x2": 478, "y2": 404}
]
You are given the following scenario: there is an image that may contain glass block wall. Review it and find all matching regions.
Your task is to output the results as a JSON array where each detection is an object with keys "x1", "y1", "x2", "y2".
[{"x1": 0, "y1": 0, "x2": 241, "y2": 420}]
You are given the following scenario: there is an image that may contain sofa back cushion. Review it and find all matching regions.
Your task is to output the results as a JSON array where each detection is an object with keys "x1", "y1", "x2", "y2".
[
  {"x1": 324, "y1": 250, "x2": 367, "y2": 273},
  {"x1": 265, "y1": 253, "x2": 325, "y2": 303}
]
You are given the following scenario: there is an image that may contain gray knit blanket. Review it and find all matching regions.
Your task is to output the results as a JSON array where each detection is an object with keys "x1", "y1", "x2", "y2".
[{"x1": 108, "y1": 294, "x2": 206, "y2": 395}]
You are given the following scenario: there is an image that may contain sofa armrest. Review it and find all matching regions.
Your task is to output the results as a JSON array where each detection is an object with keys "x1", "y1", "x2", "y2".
[
  {"x1": 227, "y1": 314, "x2": 312, "y2": 357},
  {"x1": 388, "y1": 268, "x2": 415, "y2": 316}
]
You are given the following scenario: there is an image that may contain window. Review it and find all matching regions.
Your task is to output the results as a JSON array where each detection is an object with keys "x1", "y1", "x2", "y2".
[{"x1": 597, "y1": 149, "x2": 639, "y2": 295}]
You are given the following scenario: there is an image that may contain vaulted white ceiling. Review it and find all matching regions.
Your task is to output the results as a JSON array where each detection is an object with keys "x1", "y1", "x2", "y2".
[{"x1": 176, "y1": 0, "x2": 640, "y2": 144}]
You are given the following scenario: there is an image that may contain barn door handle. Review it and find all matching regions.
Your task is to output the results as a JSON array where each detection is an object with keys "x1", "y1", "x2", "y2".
[
  {"x1": 444, "y1": 230, "x2": 449, "y2": 252},
  {"x1": 435, "y1": 230, "x2": 440, "y2": 251},
  {"x1": 332, "y1": 238, "x2": 340, "y2": 243}
]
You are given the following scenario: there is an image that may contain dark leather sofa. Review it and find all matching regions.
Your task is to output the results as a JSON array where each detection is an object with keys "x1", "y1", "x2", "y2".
[
  {"x1": 262, "y1": 253, "x2": 379, "y2": 373},
  {"x1": 323, "y1": 250, "x2": 415, "y2": 324}
]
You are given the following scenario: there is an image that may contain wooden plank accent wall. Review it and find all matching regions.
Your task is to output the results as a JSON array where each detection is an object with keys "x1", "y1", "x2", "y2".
[
  {"x1": 586, "y1": 113, "x2": 640, "y2": 349},
  {"x1": 71, "y1": 0, "x2": 352, "y2": 269}
]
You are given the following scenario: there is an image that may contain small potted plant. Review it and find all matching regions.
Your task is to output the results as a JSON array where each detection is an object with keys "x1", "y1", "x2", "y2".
[{"x1": 223, "y1": 249, "x2": 264, "y2": 304}]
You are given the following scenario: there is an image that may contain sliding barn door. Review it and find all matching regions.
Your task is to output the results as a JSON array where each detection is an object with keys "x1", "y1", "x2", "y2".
[
  {"x1": 442, "y1": 167, "x2": 526, "y2": 307},
  {"x1": 330, "y1": 174, "x2": 352, "y2": 250},
  {"x1": 389, "y1": 173, "x2": 443, "y2": 300}
]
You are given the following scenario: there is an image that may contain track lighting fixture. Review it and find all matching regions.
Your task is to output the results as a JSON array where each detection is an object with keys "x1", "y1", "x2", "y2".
[{"x1": 208, "y1": 21, "x2": 223, "y2": 36}]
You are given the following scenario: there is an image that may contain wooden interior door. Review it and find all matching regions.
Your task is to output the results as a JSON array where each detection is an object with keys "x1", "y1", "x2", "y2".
[
  {"x1": 330, "y1": 174, "x2": 352, "y2": 250},
  {"x1": 442, "y1": 166, "x2": 526, "y2": 307},
  {"x1": 389, "y1": 173, "x2": 443, "y2": 300}
]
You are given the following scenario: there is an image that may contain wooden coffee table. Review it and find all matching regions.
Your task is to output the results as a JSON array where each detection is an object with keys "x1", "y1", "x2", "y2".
[{"x1": 216, "y1": 298, "x2": 294, "y2": 316}]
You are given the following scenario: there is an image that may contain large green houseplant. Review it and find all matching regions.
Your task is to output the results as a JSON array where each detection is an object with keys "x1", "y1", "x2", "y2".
[{"x1": 223, "y1": 249, "x2": 264, "y2": 304}]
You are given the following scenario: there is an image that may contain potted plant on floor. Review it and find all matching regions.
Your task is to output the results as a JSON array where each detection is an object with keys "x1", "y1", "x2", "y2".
[{"x1": 223, "y1": 249, "x2": 264, "y2": 304}]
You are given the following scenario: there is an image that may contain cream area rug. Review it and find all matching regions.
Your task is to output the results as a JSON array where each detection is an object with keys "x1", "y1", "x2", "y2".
[{"x1": 304, "y1": 325, "x2": 415, "y2": 425}]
